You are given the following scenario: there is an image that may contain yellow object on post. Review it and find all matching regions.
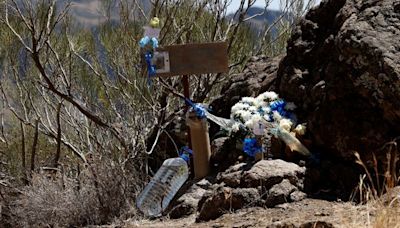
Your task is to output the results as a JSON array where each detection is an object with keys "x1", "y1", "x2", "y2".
[
  {"x1": 186, "y1": 111, "x2": 211, "y2": 180},
  {"x1": 150, "y1": 17, "x2": 160, "y2": 28}
]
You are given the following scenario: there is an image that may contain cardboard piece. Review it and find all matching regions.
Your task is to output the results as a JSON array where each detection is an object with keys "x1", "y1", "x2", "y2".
[
  {"x1": 142, "y1": 42, "x2": 228, "y2": 77},
  {"x1": 143, "y1": 26, "x2": 160, "y2": 38},
  {"x1": 186, "y1": 113, "x2": 211, "y2": 179}
]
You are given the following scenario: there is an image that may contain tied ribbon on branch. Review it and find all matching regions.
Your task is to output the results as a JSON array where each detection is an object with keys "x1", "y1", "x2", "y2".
[
  {"x1": 185, "y1": 98, "x2": 206, "y2": 119},
  {"x1": 144, "y1": 52, "x2": 156, "y2": 86},
  {"x1": 139, "y1": 17, "x2": 160, "y2": 87}
]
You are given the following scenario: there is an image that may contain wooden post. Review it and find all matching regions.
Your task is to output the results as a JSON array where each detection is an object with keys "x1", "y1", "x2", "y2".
[
  {"x1": 186, "y1": 112, "x2": 211, "y2": 179},
  {"x1": 142, "y1": 42, "x2": 228, "y2": 179},
  {"x1": 182, "y1": 75, "x2": 192, "y2": 149}
]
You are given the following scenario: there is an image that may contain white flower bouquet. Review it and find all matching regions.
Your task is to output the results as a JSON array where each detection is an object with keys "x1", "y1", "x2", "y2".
[{"x1": 228, "y1": 91, "x2": 310, "y2": 157}]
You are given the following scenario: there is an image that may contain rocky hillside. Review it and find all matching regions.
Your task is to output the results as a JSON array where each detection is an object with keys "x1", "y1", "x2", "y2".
[
  {"x1": 211, "y1": 0, "x2": 400, "y2": 192},
  {"x1": 276, "y1": 0, "x2": 400, "y2": 164}
]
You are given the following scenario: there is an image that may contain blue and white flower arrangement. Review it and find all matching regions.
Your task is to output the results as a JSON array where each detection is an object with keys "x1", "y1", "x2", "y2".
[{"x1": 229, "y1": 91, "x2": 309, "y2": 157}]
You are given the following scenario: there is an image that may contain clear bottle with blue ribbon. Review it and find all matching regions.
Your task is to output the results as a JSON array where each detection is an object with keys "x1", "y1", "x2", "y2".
[{"x1": 136, "y1": 148, "x2": 191, "y2": 217}]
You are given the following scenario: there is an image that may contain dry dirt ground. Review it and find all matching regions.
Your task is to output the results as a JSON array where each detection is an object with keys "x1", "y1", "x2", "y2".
[{"x1": 116, "y1": 198, "x2": 400, "y2": 228}]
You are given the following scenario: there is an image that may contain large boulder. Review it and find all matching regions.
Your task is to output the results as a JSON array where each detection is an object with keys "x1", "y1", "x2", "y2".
[
  {"x1": 168, "y1": 179, "x2": 212, "y2": 219},
  {"x1": 196, "y1": 186, "x2": 261, "y2": 222},
  {"x1": 195, "y1": 160, "x2": 307, "y2": 221},
  {"x1": 276, "y1": 0, "x2": 400, "y2": 163},
  {"x1": 242, "y1": 159, "x2": 306, "y2": 190},
  {"x1": 217, "y1": 159, "x2": 306, "y2": 189}
]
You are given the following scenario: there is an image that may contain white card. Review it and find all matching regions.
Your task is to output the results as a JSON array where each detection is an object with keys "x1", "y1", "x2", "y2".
[
  {"x1": 253, "y1": 122, "x2": 265, "y2": 136},
  {"x1": 143, "y1": 26, "x2": 160, "y2": 38}
]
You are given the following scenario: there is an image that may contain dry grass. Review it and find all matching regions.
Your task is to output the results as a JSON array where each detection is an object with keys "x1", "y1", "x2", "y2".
[
  {"x1": 9, "y1": 154, "x2": 142, "y2": 227},
  {"x1": 373, "y1": 200, "x2": 400, "y2": 228},
  {"x1": 350, "y1": 137, "x2": 400, "y2": 228}
]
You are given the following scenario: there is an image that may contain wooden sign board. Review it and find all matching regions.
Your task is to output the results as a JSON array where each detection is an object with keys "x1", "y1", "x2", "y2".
[{"x1": 144, "y1": 42, "x2": 228, "y2": 77}]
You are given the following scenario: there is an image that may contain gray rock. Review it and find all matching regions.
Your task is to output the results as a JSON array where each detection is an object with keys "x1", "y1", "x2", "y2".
[
  {"x1": 216, "y1": 163, "x2": 248, "y2": 187},
  {"x1": 290, "y1": 190, "x2": 307, "y2": 202},
  {"x1": 299, "y1": 221, "x2": 334, "y2": 228},
  {"x1": 277, "y1": 0, "x2": 400, "y2": 166},
  {"x1": 265, "y1": 179, "x2": 298, "y2": 207},
  {"x1": 197, "y1": 186, "x2": 260, "y2": 222},
  {"x1": 243, "y1": 159, "x2": 306, "y2": 190},
  {"x1": 196, "y1": 160, "x2": 308, "y2": 220},
  {"x1": 210, "y1": 137, "x2": 245, "y2": 172},
  {"x1": 267, "y1": 222, "x2": 296, "y2": 228},
  {"x1": 169, "y1": 180, "x2": 211, "y2": 219}
]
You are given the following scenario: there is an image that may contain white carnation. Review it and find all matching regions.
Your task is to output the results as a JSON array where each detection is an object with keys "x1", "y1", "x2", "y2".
[
  {"x1": 257, "y1": 91, "x2": 279, "y2": 101},
  {"x1": 272, "y1": 111, "x2": 282, "y2": 121},
  {"x1": 244, "y1": 113, "x2": 263, "y2": 130},
  {"x1": 263, "y1": 114, "x2": 271, "y2": 122},
  {"x1": 294, "y1": 124, "x2": 306, "y2": 136},
  {"x1": 237, "y1": 110, "x2": 252, "y2": 122},
  {"x1": 261, "y1": 106, "x2": 271, "y2": 114},
  {"x1": 241, "y1": 97, "x2": 257, "y2": 105},
  {"x1": 260, "y1": 101, "x2": 269, "y2": 107},
  {"x1": 248, "y1": 106, "x2": 258, "y2": 113},
  {"x1": 279, "y1": 118, "x2": 293, "y2": 132},
  {"x1": 231, "y1": 122, "x2": 241, "y2": 133},
  {"x1": 231, "y1": 102, "x2": 250, "y2": 113}
]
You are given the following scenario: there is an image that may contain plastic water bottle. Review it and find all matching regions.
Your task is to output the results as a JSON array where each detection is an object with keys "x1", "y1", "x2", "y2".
[{"x1": 136, "y1": 153, "x2": 190, "y2": 217}]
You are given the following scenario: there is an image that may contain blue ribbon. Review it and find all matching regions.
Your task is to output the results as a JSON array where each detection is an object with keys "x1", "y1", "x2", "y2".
[
  {"x1": 243, "y1": 138, "x2": 262, "y2": 157},
  {"x1": 140, "y1": 36, "x2": 159, "y2": 87},
  {"x1": 139, "y1": 36, "x2": 159, "y2": 49},
  {"x1": 185, "y1": 98, "x2": 206, "y2": 119},
  {"x1": 269, "y1": 100, "x2": 291, "y2": 119},
  {"x1": 144, "y1": 51, "x2": 156, "y2": 86}
]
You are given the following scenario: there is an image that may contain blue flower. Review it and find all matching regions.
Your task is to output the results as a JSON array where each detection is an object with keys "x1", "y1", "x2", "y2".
[{"x1": 243, "y1": 138, "x2": 262, "y2": 157}]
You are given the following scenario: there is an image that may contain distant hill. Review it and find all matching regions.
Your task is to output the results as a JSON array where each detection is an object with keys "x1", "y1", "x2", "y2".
[
  {"x1": 56, "y1": 0, "x2": 151, "y2": 28},
  {"x1": 228, "y1": 7, "x2": 288, "y2": 37},
  {"x1": 55, "y1": 1, "x2": 285, "y2": 38}
]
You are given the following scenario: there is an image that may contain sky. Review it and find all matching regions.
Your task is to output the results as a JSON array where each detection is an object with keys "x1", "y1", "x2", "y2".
[{"x1": 227, "y1": 0, "x2": 321, "y2": 13}]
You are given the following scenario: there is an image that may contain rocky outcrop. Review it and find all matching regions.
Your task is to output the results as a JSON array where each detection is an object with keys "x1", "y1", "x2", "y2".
[
  {"x1": 196, "y1": 160, "x2": 307, "y2": 221},
  {"x1": 216, "y1": 159, "x2": 305, "y2": 189},
  {"x1": 210, "y1": 137, "x2": 245, "y2": 172},
  {"x1": 196, "y1": 186, "x2": 261, "y2": 222},
  {"x1": 169, "y1": 179, "x2": 212, "y2": 219},
  {"x1": 276, "y1": 0, "x2": 400, "y2": 163},
  {"x1": 169, "y1": 160, "x2": 307, "y2": 221},
  {"x1": 208, "y1": 0, "x2": 400, "y2": 196}
]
